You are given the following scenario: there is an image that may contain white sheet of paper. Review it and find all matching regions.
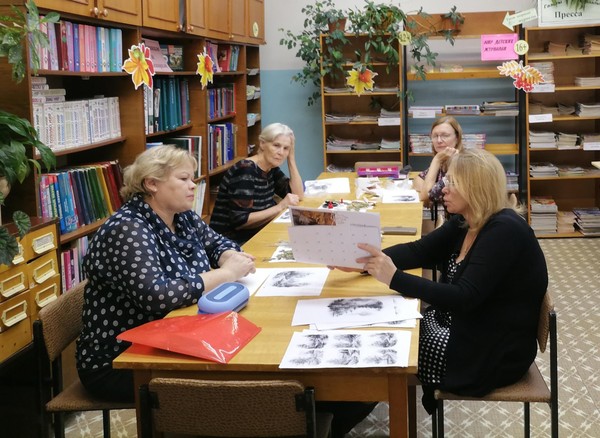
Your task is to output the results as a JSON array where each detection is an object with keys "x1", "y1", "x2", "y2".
[
  {"x1": 288, "y1": 206, "x2": 381, "y2": 269},
  {"x1": 312, "y1": 297, "x2": 422, "y2": 330},
  {"x1": 291, "y1": 295, "x2": 399, "y2": 326},
  {"x1": 235, "y1": 269, "x2": 270, "y2": 296},
  {"x1": 273, "y1": 209, "x2": 292, "y2": 223},
  {"x1": 254, "y1": 267, "x2": 330, "y2": 297},
  {"x1": 304, "y1": 178, "x2": 351, "y2": 195},
  {"x1": 268, "y1": 243, "x2": 295, "y2": 263},
  {"x1": 381, "y1": 189, "x2": 420, "y2": 203},
  {"x1": 279, "y1": 329, "x2": 411, "y2": 369}
]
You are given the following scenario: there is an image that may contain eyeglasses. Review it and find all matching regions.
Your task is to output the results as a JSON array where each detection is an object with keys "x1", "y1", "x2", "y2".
[
  {"x1": 442, "y1": 175, "x2": 456, "y2": 188},
  {"x1": 431, "y1": 133, "x2": 454, "y2": 141}
]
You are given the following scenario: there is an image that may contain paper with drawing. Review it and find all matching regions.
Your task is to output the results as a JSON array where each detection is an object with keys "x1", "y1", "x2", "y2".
[{"x1": 287, "y1": 206, "x2": 381, "y2": 269}]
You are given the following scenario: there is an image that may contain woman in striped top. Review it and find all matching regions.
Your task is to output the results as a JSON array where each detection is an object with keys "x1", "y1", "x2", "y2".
[{"x1": 210, "y1": 123, "x2": 304, "y2": 244}]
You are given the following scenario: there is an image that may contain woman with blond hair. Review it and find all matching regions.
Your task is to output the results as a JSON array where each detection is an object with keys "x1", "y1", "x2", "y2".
[{"x1": 333, "y1": 149, "x2": 547, "y2": 414}]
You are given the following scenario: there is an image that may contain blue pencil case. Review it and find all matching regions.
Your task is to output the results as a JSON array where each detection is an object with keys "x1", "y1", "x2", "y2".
[{"x1": 198, "y1": 282, "x2": 249, "y2": 314}]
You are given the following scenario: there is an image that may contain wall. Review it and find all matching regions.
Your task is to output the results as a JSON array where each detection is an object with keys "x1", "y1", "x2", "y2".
[{"x1": 261, "y1": 0, "x2": 535, "y2": 179}]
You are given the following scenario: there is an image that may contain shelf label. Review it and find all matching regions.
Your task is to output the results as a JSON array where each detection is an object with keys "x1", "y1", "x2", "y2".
[
  {"x1": 583, "y1": 142, "x2": 600, "y2": 151},
  {"x1": 378, "y1": 117, "x2": 401, "y2": 126},
  {"x1": 538, "y1": 0, "x2": 600, "y2": 27},
  {"x1": 532, "y1": 83, "x2": 555, "y2": 93},
  {"x1": 503, "y1": 9, "x2": 538, "y2": 30},
  {"x1": 412, "y1": 110, "x2": 436, "y2": 119},
  {"x1": 481, "y1": 34, "x2": 518, "y2": 61},
  {"x1": 529, "y1": 114, "x2": 553, "y2": 123}
]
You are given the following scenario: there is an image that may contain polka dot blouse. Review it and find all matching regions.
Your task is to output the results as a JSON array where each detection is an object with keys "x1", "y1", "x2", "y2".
[{"x1": 76, "y1": 194, "x2": 241, "y2": 371}]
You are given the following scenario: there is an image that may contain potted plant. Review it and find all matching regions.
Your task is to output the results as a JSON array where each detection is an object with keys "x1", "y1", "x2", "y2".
[
  {"x1": 279, "y1": 0, "x2": 350, "y2": 106},
  {"x1": 437, "y1": 6, "x2": 465, "y2": 38},
  {"x1": 280, "y1": 0, "x2": 462, "y2": 105},
  {"x1": 0, "y1": 110, "x2": 56, "y2": 265},
  {"x1": 0, "y1": 0, "x2": 59, "y2": 83},
  {"x1": 0, "y1": 0, "x2": 57, "y2": 265}
]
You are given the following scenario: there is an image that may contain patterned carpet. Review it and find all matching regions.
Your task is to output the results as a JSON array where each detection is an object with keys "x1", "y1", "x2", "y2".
[{"x1": 65, "y1": 238, "x2": 600, "y2": 437}]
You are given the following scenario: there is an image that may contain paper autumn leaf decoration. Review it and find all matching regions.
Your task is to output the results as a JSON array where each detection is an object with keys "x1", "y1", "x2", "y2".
[
  {"x1": 346, "y1": 67, "x2": 378, "y2": 96},
  {"x1": 498, "y1": 60, "x2": 544, "y2": 92},
  {"x1": 196, "y1": 48, "x2": 214, "y2": 89},
  {"x1": 122, "y1": 43, "x2": 155, "y2": 90}
]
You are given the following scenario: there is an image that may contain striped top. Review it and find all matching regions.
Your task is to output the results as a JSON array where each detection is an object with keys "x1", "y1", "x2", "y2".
[{"x1": 210, "y1": 159, "x2": 291, "y2": 244}]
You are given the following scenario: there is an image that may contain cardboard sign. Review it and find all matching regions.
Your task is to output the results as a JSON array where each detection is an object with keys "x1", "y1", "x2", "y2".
[{"x1": 481, "y1": 34, "x2": 519, "y2": 61}]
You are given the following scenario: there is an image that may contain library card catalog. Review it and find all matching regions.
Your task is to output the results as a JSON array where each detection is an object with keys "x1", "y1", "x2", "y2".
[{"x1": 287, "y1": 206, "x2": 381, "y2": 269}]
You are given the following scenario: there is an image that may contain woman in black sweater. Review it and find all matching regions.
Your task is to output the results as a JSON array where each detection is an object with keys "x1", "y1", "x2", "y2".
[{"x1": 340, "y1": 149, "x2": 548, "y2": 413}]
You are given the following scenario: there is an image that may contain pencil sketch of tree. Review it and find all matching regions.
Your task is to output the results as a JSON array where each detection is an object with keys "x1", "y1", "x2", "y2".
[
  {"x1": 369, "y1": 332, "x2": 397, "y2": 348},
  {"x1": 333, "y1": 334, "x2": 362, "y2": 348},
  {"x1": 298, "y1": 334, "x2": 329, "y2": 349},
  {"x1": 328, "y1": 298, "x2": 384, "y2": 317},
  {"x1": 365, "y1": 349, "x2": 397, "y2": 365},
  {"x1": 271, "y1": 270, "x2": 311, "y2": 288},
  {"x1": 291, "y1": 349, "x2": 323, "y2": 366},
  {"x1": 331, "y1": 349, "x2": 360, "y2": 366}
]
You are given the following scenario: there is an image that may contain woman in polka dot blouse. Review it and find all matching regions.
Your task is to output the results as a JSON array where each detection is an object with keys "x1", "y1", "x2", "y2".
[
  {"x1": 76, "y1": 145, "x2": 256, "y2": 402},
  {"x1": 333, "y1": 150, "x2": 547, "y2": 415}
]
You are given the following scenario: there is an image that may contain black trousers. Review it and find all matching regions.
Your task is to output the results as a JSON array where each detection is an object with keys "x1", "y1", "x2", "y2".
[{"x1": 316, "y1": 401, "x2": 378, "y2": 438}]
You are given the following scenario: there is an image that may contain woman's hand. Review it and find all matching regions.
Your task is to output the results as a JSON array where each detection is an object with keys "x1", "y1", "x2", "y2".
[
  {"x1": 356, "y1": 243, "x2": 397, "y2": 286},
  {"x1": 327, "y1": 265, "x2": 363, "y2": 273},
  {"x1": 434, "y1": 146, "x2": 458, "y2": 165},
  {"x1": 220, "y1": 251, "x2": 256, "y2": 278},
  {"x1": 279, "y1": 193, "x2": 300, "y2": 210}
]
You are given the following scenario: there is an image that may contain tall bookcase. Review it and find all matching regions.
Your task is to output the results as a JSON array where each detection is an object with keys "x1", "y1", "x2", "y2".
[
  {"x1": 524, "y1": 24, "x2": 600, "y2": 237},
  {"x1": 320, "y1": 33, "x2": 403, "y2": 171},
  {"x1": 0, "y1": 1, "x2": 263, "y2": 252},
  {"x1": 404, "y1": 12, "x2": 522, "y2": 195}
]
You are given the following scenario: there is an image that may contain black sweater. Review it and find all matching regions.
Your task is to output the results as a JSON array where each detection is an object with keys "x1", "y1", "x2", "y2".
[{"x1": 384, "y1": 209, "x2": 548, "y2": 396}]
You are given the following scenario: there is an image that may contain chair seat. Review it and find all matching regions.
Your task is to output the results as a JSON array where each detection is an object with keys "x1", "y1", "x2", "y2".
[
  {"x1": 435, "y1": 362, "x2": 551, "y2": 403},
  {"x1": 46, "y1": 380, "x2": 134, "y2": 413}
]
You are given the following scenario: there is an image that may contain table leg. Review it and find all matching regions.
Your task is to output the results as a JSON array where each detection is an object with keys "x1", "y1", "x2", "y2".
[{"x1": 388, "y1": 374, "x2": 409, "y2": 438}]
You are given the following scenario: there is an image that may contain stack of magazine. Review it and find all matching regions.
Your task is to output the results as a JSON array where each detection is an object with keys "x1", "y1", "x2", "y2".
[
  {"x1": 573, "y1": 207, "x2": 600, "y2": 236},
  {"x1": 530, "y1": 196, "x2": 558, "y2": 234}
]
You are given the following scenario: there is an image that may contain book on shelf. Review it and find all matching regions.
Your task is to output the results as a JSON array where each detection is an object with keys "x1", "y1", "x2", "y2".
[
  {"x1": 160, "y1": 43, "x2": 183, "y2": 71},
  {"x1": 142, "y1": 38, "x2": 172, "y2": 73}
]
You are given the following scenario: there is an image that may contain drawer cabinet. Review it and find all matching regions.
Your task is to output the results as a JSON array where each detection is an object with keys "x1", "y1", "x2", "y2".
[{"x1": 0, "y1": 219, "x2": 60, "y2": 364}]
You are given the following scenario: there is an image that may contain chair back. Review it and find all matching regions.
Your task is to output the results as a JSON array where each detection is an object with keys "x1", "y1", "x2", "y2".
[
  {"x1": 537, "y1": 290, "x2": 554, "y2": 354},
  {"x1": 142, "y1": 378, "x2": 314, "y2": 437},
  {"x1": 37, "y1": 279, "x2": 87, "y2": 361}
]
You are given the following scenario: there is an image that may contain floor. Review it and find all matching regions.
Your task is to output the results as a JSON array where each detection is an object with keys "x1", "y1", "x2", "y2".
[{"x1": 65, "y1": 238, "x2": 600, "y2": 437}]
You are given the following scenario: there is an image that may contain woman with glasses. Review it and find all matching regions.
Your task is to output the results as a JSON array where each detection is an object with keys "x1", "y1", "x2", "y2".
[
  {"x1": 332, "y1": 149, "x2": 547, "y2": 415},
  {"x1": 412, "y1": 116, "x2": 464, "y2": 208}
]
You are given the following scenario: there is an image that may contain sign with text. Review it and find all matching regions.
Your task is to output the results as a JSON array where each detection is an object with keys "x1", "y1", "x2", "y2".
[
  {"x1": 538, "y1": 0, "x2": 600, "y2": 27},
  {"x1": 481, "y1": 34, "x2": 519, "y2": 61}
]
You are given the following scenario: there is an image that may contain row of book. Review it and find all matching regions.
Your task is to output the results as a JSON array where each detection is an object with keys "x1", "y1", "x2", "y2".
[
  {"x1": 143, "y1": 77, "x2": 191, "y2": 135},
  {"x1": 530, "y1": 162, "x2": 600, "y2": 177},
  {"x1": 32, "y1": 78, "x2": 121, "y2": 150},
  {"x1": 60, "y1": 236, "x2": 89, "y2": 293},
  {"x1": 208, "y1": 123, "x2": 236, "y2": 171},
  {"x1": 206, "y1": 42, "x2": 240, "y2": 73},
  {"x1": 208, "y1": 84, "x2": 236, "y2": 120},
  {"x1": 38, "y1": 161, "x2": 123, "y2": 235},
  {"x1": 37, "y1": 16, "x2": 123, "y2": 73},
  {"x1": 529, "y1": 102, "x2": 575, "y2": 116},
  {"x1": 529, "y1": 131, "x2": 600, "y2": 150},
  {"x1": 325, "y1": 136, "x2": 399, "y2": 151},
  {"x1": 146, "y1": 136, "x2": 203, "y2": 179}
]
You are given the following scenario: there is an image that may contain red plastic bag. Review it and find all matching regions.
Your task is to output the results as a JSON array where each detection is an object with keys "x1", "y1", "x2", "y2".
[{"x1": 116, "y1": 311, "x2": 261, "y2": 363}]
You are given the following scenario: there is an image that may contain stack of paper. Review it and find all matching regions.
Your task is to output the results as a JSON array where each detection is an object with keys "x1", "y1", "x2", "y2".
[
  {"x1": 529, "y1": 130, "x2": 557, "y2": 149},
  {"x1": 530, "y1": 196, "x2": 558, "y2": 234},
  {"x1": 530, "y1": 162, "x2": 559, "y2": 177},
  {"x1": 576, "y1": 102, "x2": 600, "y2": 117},
  {"x1": 556, "y1": 132, "x2": 581, "y2": 150}
]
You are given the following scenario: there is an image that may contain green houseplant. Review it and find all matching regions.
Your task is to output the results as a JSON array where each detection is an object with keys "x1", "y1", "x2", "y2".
[
  {"x1": 0, "y1": 0, "x2": 59, "y2": 82},
  {"x1": 0, "y1": 0, "x2": 57, "y2": 265},
  {"x1": 280, "y1": 0, "x2": 462, "y2": 105},
  {"x1": 279, "y1": 0, "x2": 350, "y2": 106}
]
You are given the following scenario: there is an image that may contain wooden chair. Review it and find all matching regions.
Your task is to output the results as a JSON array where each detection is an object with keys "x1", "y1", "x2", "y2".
[
  {"x1": 33, "y1": 280, "x2": 134, "y2": 438},
  {"x1": 139, "y1": 377, "x2": 333, "y2": 438},
  {"x1": 432, "y1": 291, "x2": 558, "y2": 437}
]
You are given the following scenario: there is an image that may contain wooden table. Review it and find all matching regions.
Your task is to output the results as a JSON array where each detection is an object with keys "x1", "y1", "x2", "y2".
[{"x1": 113, "y1": 173, "x2": 423, "y2": 437}]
